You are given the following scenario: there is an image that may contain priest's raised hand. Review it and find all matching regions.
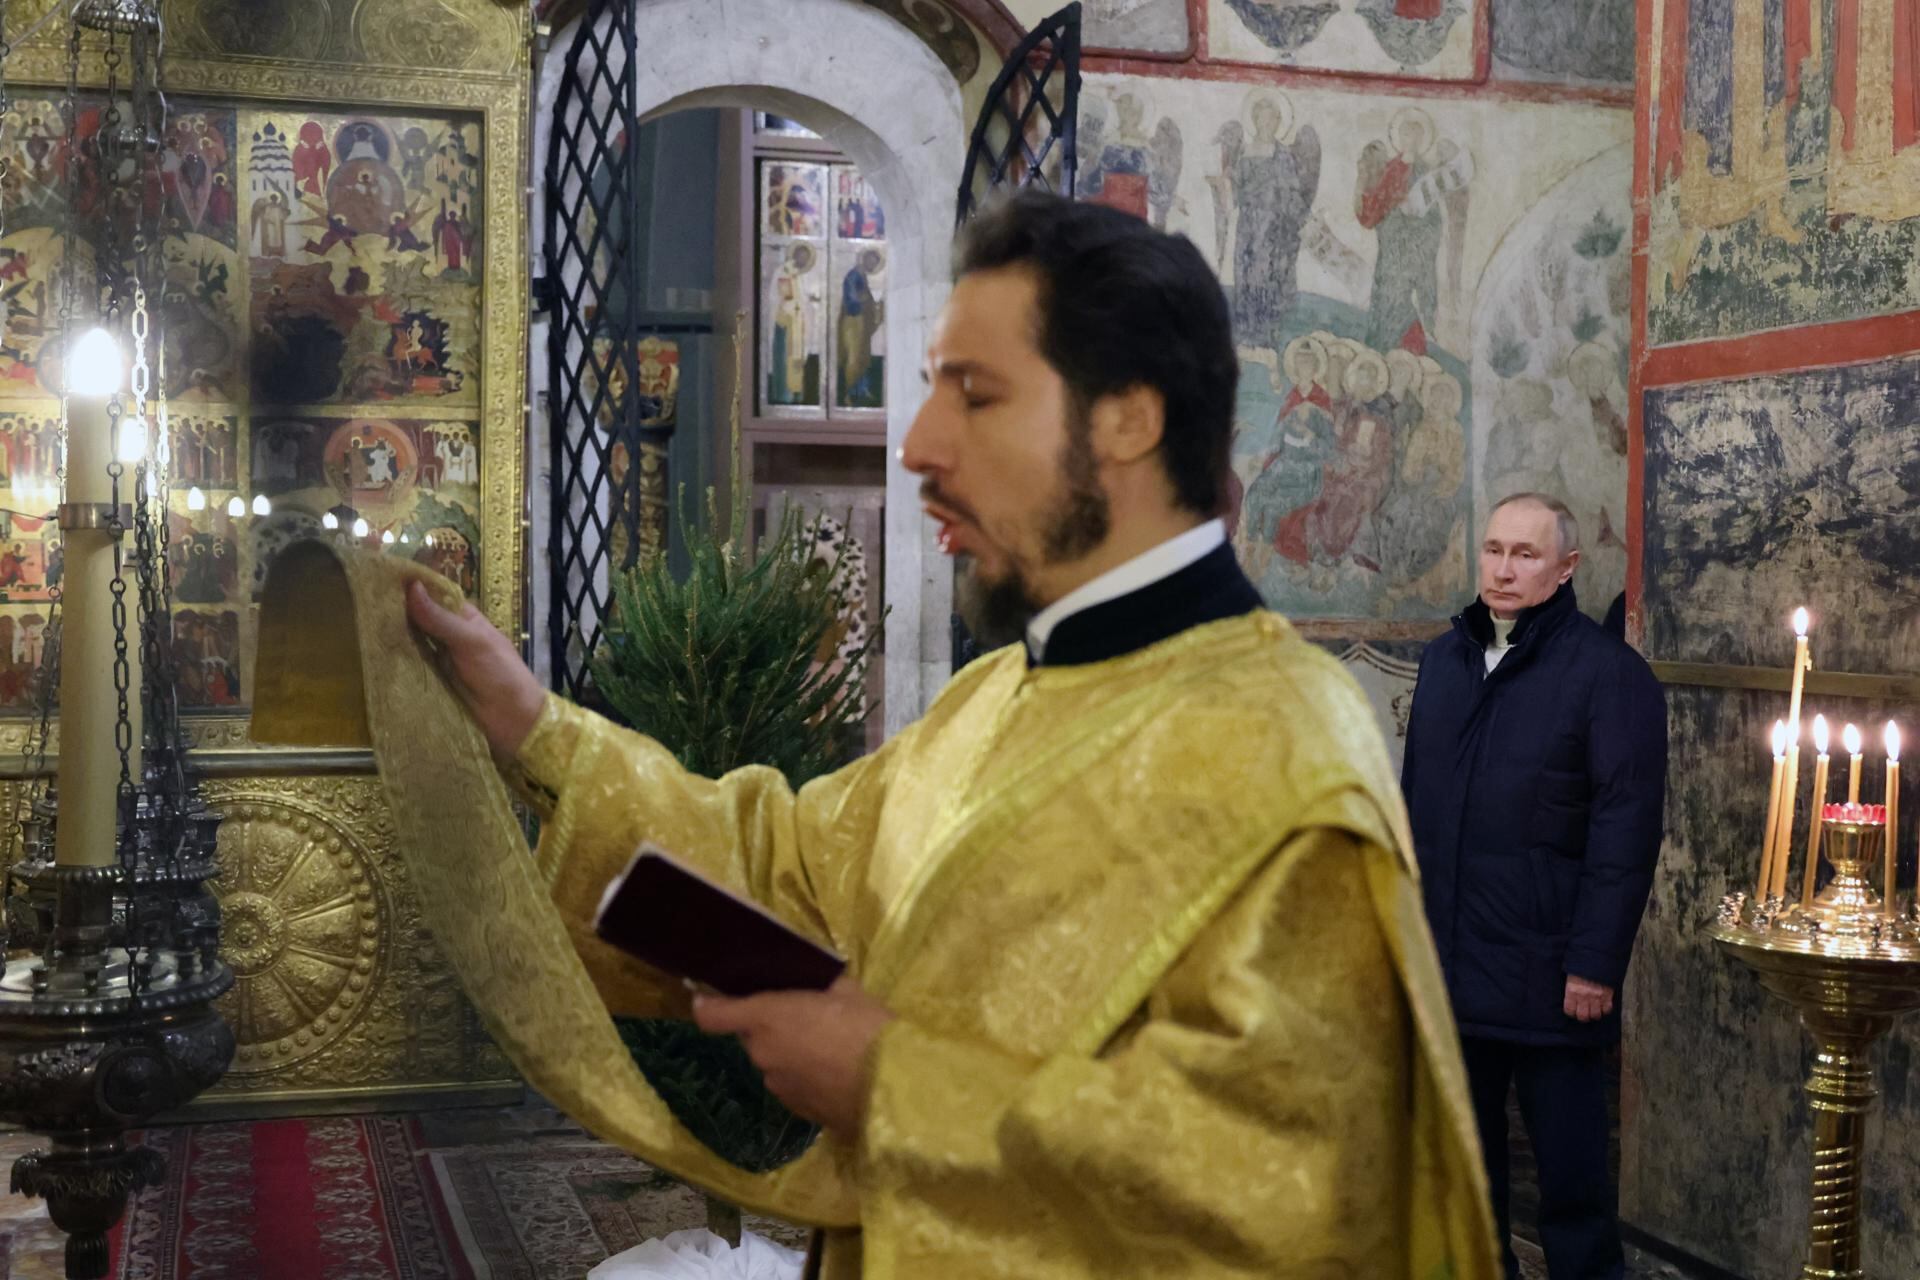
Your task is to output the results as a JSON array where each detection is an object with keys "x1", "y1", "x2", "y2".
[{"x1": 404, "y1": 579, "x2": 545, "y2": 760}]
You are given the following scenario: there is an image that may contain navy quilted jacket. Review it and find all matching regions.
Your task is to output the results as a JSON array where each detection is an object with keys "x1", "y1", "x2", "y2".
[{"x1": 1400, "y1": 584, "x2": 1667, "y2": 1046}]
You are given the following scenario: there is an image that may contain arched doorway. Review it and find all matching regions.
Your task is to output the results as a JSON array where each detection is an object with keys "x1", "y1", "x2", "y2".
[{"x1": 532, "y1": 0, "x2": 970, "y2": 733}]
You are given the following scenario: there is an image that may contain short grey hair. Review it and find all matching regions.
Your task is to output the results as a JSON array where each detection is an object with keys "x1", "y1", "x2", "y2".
[{"x1": 1490, "y1": 492, "x2": 1580, "y2": 556}]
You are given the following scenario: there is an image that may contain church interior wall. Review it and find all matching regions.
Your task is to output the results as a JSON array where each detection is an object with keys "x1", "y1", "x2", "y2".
[
  {"x1": 1625, "y1": 0, "x2": 1920, "y2": 1270},
  {"x1": 1062, "y1": 0, "x2": 1633, "y2": 779}
]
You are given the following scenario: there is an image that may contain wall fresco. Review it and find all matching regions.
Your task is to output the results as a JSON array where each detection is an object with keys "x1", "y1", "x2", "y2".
[
  {"x1": 1646, "y1": 0, "x2": 1920, "y2": 343},
  {"x1": 1490, "y1": 0, "x2": 1634, "y2": 87},
  {"x1": 1207, "y1": 0, "x2": 1484, "y2": 81},
  {"x1": 1082, "y1": 73, "x2": 1632, "y2": 622}
]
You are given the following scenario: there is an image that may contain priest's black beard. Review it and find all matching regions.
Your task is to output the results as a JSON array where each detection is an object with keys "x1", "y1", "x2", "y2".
[
  {"x1": 953, "y1": 553, "x2": 1035, "y2": 650},
  {"x1": 1043, "y1": 413, "x2": 1110, "y2": 563},
  {"x1": 953, "y1": 424, "x2": 1110, "y2": 650}
]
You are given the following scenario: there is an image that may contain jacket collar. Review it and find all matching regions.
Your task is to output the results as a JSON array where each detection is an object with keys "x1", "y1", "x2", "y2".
[
  {"x1": 1455, "y1": 581, "x2": 1579, "y2": 652},
  {"x1": 1032, "y1": 542, "x2": 1265, "y2": 668}
]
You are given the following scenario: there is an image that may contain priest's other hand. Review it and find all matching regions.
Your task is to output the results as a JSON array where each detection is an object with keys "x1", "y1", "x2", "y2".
[
  {"x1": 405, "y1": 581, "x2": 546, "y2": 759},
  {"x1": 693, "y1": 977, "x2": 896, "y2": 1136},
  {"x1": 1564, "y1": 974, "x2": 1615, "y2": 1022}
]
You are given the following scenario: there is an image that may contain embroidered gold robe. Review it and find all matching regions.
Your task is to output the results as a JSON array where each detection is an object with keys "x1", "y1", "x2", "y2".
[{"x1": 251, "y1": 543, "x2": 1498, "y2": 1280}]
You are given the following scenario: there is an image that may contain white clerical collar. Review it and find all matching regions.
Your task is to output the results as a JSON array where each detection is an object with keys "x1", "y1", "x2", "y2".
[{"x1": 1025, "y1": 520, "x2": 1227, "y2": 663}]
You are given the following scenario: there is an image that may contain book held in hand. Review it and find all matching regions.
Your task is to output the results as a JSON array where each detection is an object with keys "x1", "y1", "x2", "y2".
[{"x1": 592, "y1": 843, "x2": 846, "y2": 997}]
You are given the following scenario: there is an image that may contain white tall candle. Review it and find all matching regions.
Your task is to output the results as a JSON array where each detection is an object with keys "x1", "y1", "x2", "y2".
[{"x1": 52, "y1": 328, "x2": 133, "y2": 869}]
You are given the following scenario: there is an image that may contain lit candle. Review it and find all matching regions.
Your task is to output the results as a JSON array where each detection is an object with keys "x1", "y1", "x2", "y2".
[
  {"x1": 1787, "y1": 607, "x2": 1811, "y2": 728},
  {"x1": 1846, "y1": 722, "x2": 1864, "y2": 804},
  {"x1": 1885, "y1": 722, "x2": 1901, "y2": 921},
  {"x1": 1761, "y1": 719, "x2": 1789, "y2": 901},
  {"x1": 53, "y1": 328, "x2": 135, "y2": 868},
  {"x1": 1771, "y1": 609, "x2": 1813, "y2": 901},
  {"x1": 225, "y1": 494, "x2": 244, "y2": 519},
  {"x1": 1770, "y1": 720, "x2": 1805, "y2": 904},
  {"x1": 1800, "y1": 716, "x2": 1832, "y2": 905}
]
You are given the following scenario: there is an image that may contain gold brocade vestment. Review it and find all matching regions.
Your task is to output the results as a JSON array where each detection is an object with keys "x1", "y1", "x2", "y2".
[{"x1": 252, "y1": 543, "x2": 1498, "y2": 1280}]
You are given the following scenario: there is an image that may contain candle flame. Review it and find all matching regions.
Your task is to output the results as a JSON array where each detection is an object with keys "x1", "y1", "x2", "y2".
[
  {"x1": 1844, "y1": 722, "x2": 1863, "y2": 756},
  {"x1": 251, "y1": 493, "x2": 270, "y2": 517},
  {"x1": 1887, "y1": 721, "x2": 1901, "y2": 764},
  {"x1": 352, "y1": 517, "x2": 369, "y2": 538},
  {"x1": 321, "y1": 511, "x2": 339, "y2": 530},
  {"x1": 224, "y1": 495, "x2": 244, "y2": 519},
  {"x1": 186, "y1": 486, "x2": 205, "y2": 512},
  {"x1": 1813, "y1": 714, "x2": 1830, "y2": 755},
  {"x1": 67, "y1": 327, "x2": 122, "y2": 397},
  {"x1": 1793, "y1": 606, "x2": 1810, "y2": 637},
  {"x1": 1772, "y1": 720, "x2": 1789, "y2": 757}
]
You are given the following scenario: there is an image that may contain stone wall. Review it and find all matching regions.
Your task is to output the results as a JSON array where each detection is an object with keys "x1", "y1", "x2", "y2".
[{"x1": 1625, "y1": 1, "x2": 1920, "y2": 1272}]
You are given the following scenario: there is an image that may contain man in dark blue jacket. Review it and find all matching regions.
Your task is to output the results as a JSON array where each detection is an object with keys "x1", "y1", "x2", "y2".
[{"x1": 1401, "y1": 492, "x2": 1667, "y2": 1280}]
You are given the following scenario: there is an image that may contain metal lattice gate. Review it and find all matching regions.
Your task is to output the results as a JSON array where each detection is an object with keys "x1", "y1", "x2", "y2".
[
  {"x1": 541, "y1": 0, "x2": 670, "y2": 700},
  {"x1": 956, "y1": 3, "x2": 1081, "y2": 224}
]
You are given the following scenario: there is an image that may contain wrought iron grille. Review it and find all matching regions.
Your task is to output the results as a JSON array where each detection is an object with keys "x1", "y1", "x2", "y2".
[
  {"x1": 955, "y1": 2, "x2": 1081, "y2": 224},
  {"x1": 542, "y1": 0, "x2": 677, "y2": 700}
]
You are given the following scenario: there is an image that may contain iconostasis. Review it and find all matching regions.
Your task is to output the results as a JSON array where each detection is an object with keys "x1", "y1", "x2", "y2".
[{"x1": 0, "y1": 0, "x2": 530, "y2": 1111}]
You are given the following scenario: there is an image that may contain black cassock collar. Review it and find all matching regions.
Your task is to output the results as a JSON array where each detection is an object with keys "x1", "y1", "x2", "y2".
[{"x1": 1029, "y1": 543, "x2": 1265, "y2": 669}]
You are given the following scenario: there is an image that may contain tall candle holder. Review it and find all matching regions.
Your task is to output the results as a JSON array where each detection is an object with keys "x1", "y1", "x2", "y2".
[
  {"x1": 0, "y1": 6, "x2": 233, "y2": 1278},
  {"x1": 1712, "y1": 616, "x2": 1920, "y2": 1280}
]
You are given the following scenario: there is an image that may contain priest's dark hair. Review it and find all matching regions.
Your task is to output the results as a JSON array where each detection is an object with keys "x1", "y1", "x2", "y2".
[{"x1": 953, "y1": 189, "x2": 1238, "y2": 518}]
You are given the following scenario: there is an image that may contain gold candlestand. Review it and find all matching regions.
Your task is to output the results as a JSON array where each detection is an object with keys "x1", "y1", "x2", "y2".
[{"x1": 1712, "y1": 814, "x2": 1920, "y2": 1279}]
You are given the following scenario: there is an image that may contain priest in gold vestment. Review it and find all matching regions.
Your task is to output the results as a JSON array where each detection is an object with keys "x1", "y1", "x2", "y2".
[{"x1": 403, "y1": 193, "x2": 1498, "y2": 1278}]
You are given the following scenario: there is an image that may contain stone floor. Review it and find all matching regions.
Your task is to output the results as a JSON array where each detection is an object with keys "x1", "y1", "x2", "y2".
[{"x1": 1514, "y1": 1236, "x2": 1714, "y2": 1280}]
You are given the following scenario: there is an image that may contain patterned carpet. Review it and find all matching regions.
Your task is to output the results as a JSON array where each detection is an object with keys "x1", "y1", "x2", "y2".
[
  {"x1": 0, "y1": 1091, "x2": 1738, "y2": 1279},
  {"x1": 0, "y1": 1100, "x2": 807, "y2": 1280}
]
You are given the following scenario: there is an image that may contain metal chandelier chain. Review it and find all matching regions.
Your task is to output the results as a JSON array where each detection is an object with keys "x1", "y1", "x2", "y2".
[
  {"x1": 138, "y1": 32, "x2": 183, "y2": 799},
  {"x1": 99, "y1": 27, "x2": 137, "y2": 808}
]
